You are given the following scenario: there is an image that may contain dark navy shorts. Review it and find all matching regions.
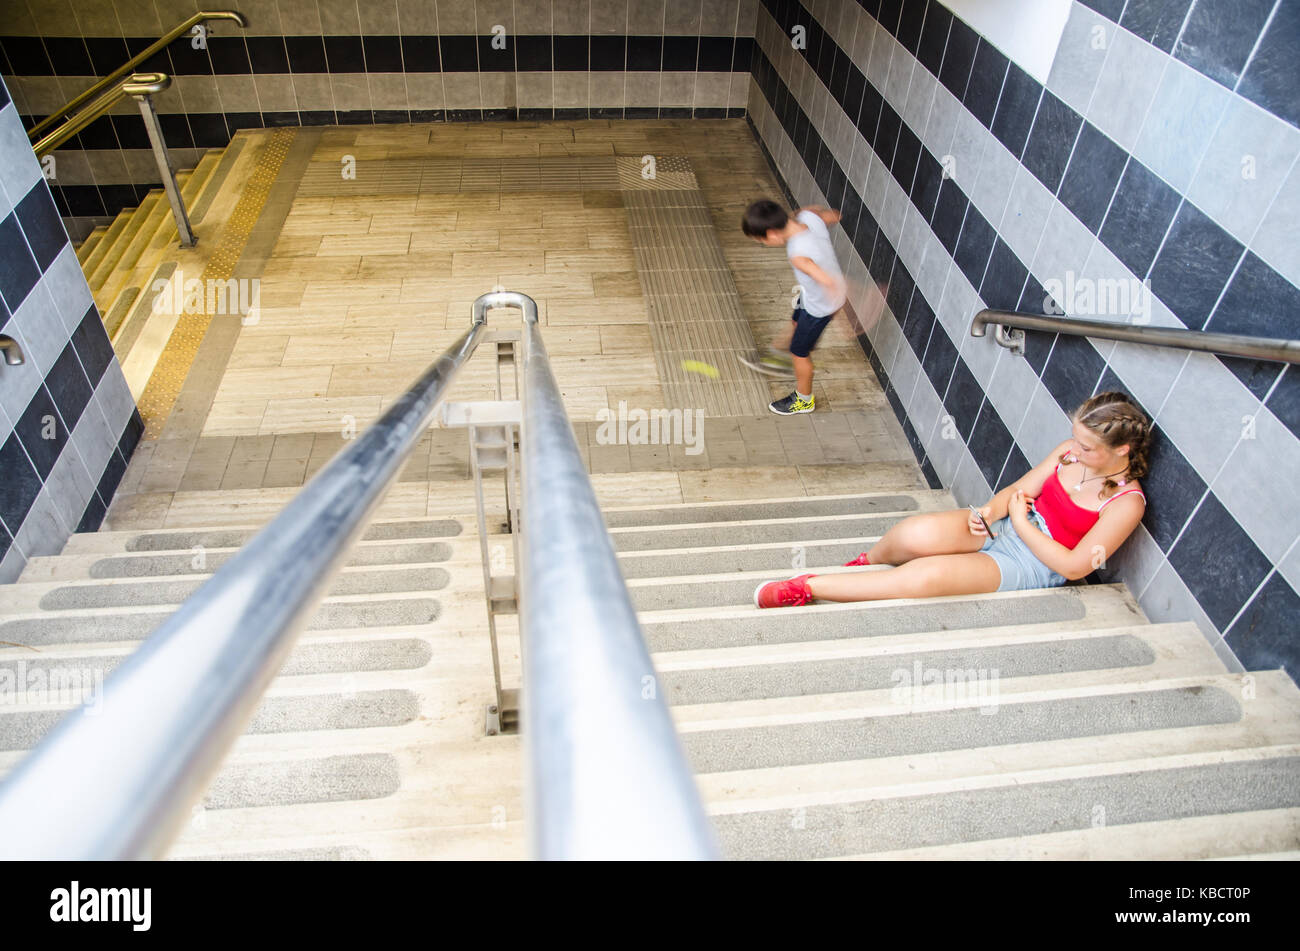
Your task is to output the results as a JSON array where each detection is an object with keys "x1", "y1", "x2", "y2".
[{"x1": 789, "y1": 306, "x2": 834, "y2": 358}]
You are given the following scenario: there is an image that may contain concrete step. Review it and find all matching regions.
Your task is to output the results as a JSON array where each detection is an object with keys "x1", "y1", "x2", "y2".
[
  {"x1": 59, "y1": 517, "x2": 464, "y2": 556},
  {"x1": 627, "y1": 563, "x2": 932, "y2": 611},
  {"x1": 0, "y1": 592, "x2": 441, "y2": 648},
  {"x1": 0, "y1": 688, "x2": 420, "y2": 753},
  {"x1": 652, "y1": 621, "x2": 1223, "y2": 705},
  {"x1": 96, "y1": 174, "x2": 192, "y2": 310},
  {"x1": 711, "y1": 745, "x2": 1300, "y2": 859},
  {"x1": 191, "y1": 137, "x2": 248, "y2": 226},
  {"x1": 843, "y1": 807, "x2": 1300, "y2": 859},
  {"x1": 676, "y1": 672, "x2": 1254, "y2": 775},
  {"x1": 1, "y1": 563, "x2": 448, "y2": 612},
  {"x1": 609, "y1": 511, "x2": 940, "y2": 552},
  {"x1": 81, "y1": 209, "x2": 133, "y2": 278},
  {"x1": 639, "y1": 583, "x2": 1146, "y2": 652},
  {"x1": 100, "y1": 283, "x2": 140, "y2": 340},
  {"x1": 599, "y1": 489, "x2": 952, "y2": 528},
  {"x1": 23, "y1": 537, "x2": 455, "y2": 582},
  {"x1": 75, "y1": 225, "x2": 106, "y2": 264}
]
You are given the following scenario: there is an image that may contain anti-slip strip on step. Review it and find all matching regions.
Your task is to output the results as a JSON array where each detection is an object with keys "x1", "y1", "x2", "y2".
[
  {"x1": 618, "y1": 542, "x2": 875, "y2": 578},
  {"x1": 37, "y1": 565, "x2": 450, "y2": 610},
  {"x1": 601, "y1": 494, "x2": 921, "y2": 526},
  {"x1": 713, "y1": 756, "x2": 1300, "y2": 860},
  {"x1": 202, "y1": 753, "x2": 401, "y2": 811},
  {"x1": 88, "y1": 541, "x2": 454, "y2": 577},
  {"x1": 0, "y1": 638, "x2": 433, "y2": 689},
  {"x1": 684, "y1": 686, "x2": 1243, "y2": 774},
  {"x1": 0, "y1": 689, "x2": 418, "y2": 753},
  {"x1": 611, "y1": 514, "x2": 919, "y2": 551},
  {"x1": 0, "y1": 598, "x2": 441, "y2": 647},
  {"x1": 641, "y1": 590, "x2": 1091, "y2": 651},
  {"x1": 123, "y1": 519, "x2": 463, "y2": 552},
  {"x1": 660, "y1": 635, "x2": 1158, "y2": 705}
]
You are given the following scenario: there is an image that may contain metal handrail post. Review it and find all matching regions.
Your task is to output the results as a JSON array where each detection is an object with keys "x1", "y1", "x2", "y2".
[
  {"x1": 133, "y1": 91, "x2": 195, "y2": 248},
  {"x1": 491, "y1": 290, "x2": 719, "y2": 860}
]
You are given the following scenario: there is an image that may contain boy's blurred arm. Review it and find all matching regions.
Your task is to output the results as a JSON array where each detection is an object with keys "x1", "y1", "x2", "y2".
[
  {"x1": 798, "y1": 205, "x2": 842, "y2": 226},
  {"x1": 791, "y1": 255, "x2": 847, "y2": 297}
]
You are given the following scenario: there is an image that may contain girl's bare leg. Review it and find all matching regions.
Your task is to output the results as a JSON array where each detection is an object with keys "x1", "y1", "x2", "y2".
[
  {"x1": 866, "y1": 508, "x2": 988, "y2": 565},
  {"x1": 810, "y1": 552, "x2": 1001, "y2": 602}
]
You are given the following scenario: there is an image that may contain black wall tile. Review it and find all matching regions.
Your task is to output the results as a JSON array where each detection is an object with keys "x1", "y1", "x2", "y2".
[
  {"x1": 110, "y1": 113, "x2": 151, "y2": 150},
  {"x1": 627, "y1": 36, "x2": 662, "y2": 71},
  {"x1": 1226, "y1": 571, "x2": 1300, "y2": 678},
  {"x1": 0, "y1": 211, "x2": 40, "y2": 309},
  {"x1": 438, "y1": 35, "x2": 478, "y2": 72},
  {"x1": 324, "y1": 35, "x2": 365, "y2": 72},
  {"x1": 286, "y1": 35, "x2": 328, "y2": 73},
  {"x1": 1169, "y1": 490, "x2": 1272, "y2": 629},
  {"x1": 247, "y1": 36, "x2": 290, "y2": 73},
  {"x1": 43, "y1": 37, "x2": 93, "y2": 76},
  {"x1": 962, "y1": 38, "x2": 1008, "y2": 129},
  {"x1": 1041, "y1": 334, "x2": 1105, "y2": 414},
  {"x1": 1057, "y1": 121, "x2": 1127, "y2": 233},
  {"x1": 698, "y1": 36, "x2": 733, "y2": 72},
  {"x1": 14, "y1": 182, "x2": 66, "y2": 272},
  {"x1": 910, "y1": 149, "x2": 943, "y2": 220},
  {"x1": 1120, "y1": 0, "x2": 1195, "y2": 54},
  {"x1": 45, "y1": 341, "x2": 93, "y2": 432},
  {"x1": 1141, "y1": 425, "x2": 1206, "y2": 550},
  {"x1": 937, "y1": 16, "x2": 978, "y2": 100},
  {"x1": 917, "y1": 2, "x2": 952, "y2": 76},
  {"x1": 1099, "y1": 159, "x2": 1181, "y2": 279},
  {"x1": 1078, "y1": 0, "x2": 1127, "y2": 22},
  {"x1": 997, "y1": 443, "x2": 1032, "y2": 491},
  {"x1": 187, "y1": 113, "x2": 231, "y2": 148},
  {"x1": 208, "y1": 36, "x2": 252, "y2": 74},
  {"x1": 1174, "y1": 0, "x2": 1275, "y2": 89},
  {"x1": 990, "y1": 62, "x2": 1041, "y2": 159},
  {"x1": 1021, "y1": 92, "x2": 1082, "y2": 193},
  {"x1": 897, "y1": 0, "x2": 927, "y2": 54},
  {"x1": 980, "y1": 238, "x2": 1029, "y2": 311},
  {"x1": 1266, "y1": 366, "x2": 1300, "y2": 443},
  {"x1": 364, "y1": 35, "x2": 405, "y2": 73},
  {"x1": 944, "y1": 358, "x2": 985, "y2": 439},
  {"x1": 662, "y1": 35, "x2": 697, "y2": 71},
  {"x1": 1149, "y1": 202, "x2": 1244, "y2": 330},
  {"x1": 0, "y1": 431, "x2": 41, "y2": 532},
  {"x1": 931, "y1": 178, "x2": 968, "y2": 252},
  {"x1": 954, "y1": 206, "x2": 996, "y2": 289},
  {"x1": 1237, "y1": 0, "x2": 1300, "y2": 128},
  {"x1": 476, "y1": 33, "x2": 515, "y2": 71},
  {"x1": 921, "y1": 320, "x2": 959, "y2": 394},
  {"x1": 84, "y1": 37, "x2": 130, "y2": 75},
  {"x1": 71, "y1": 304, "x2": 114, "y2": 386},
  {"x1": 401, "y1": 36, "x2": 441, "y2": 72},
  {"x1": 15, "y1": 385, "x2": 67, "y2": 479},
  {"x1": 970, "y1": 400, "x2": 1015, "y2": 488}
]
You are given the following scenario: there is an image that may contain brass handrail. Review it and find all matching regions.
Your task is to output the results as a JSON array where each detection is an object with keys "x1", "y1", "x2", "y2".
[
  {"x1": 26, "y1": 10, "x2": 247, "y2": 142},
  {"x1": 32, "y1": 73, "x2": 170, "y2": 158}
]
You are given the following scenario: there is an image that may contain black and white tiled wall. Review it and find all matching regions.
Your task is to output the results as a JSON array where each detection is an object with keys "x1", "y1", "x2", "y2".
[
  {"x1": 0, "y1": 0, "x2": 758, "y2": 234},
  {"x1": 0, "y1": 75, "x2": 143, "y2": 583},
  {"x1": 745, "y1": 0, "x2": 1300, "y2": 676}
]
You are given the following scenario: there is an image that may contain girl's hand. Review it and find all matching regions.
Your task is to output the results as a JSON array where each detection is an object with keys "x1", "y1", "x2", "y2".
[
  {"x1": 1008, "y1": 489, "x2": 1032, "y2": 522},
  {"x1": 968, "y1": 505, "x2": 994, "y2": 536}
]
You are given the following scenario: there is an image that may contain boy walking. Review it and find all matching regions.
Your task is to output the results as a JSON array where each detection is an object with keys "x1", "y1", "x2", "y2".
[{"x1": 741, "y1": 199, "x2": 847, "y2": 415}]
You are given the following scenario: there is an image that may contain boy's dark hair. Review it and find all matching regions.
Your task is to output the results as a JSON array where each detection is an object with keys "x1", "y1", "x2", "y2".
[{"x1": 742, "y1": 199, "x2": 789, "y2": 237}]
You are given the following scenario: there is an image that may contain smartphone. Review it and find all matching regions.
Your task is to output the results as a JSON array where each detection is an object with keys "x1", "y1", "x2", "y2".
[{"x1": 969, "y1": 504, "x2": 996, "y2": 538}]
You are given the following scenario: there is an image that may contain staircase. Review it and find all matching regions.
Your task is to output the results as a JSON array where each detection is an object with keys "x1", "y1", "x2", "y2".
[{"x1": 2, "y1": 478, "x2": 1297, "y2": 859}]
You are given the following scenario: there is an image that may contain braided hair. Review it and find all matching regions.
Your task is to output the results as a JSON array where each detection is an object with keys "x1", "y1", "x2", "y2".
[{"x1": 1064, "y1": 392, "x2": 1151, "y2": 496}]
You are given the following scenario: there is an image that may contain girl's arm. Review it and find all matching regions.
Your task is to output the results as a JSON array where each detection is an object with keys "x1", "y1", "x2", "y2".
[
  {"x1": 977, "y1": 439, "x2": 1072, "y2": 522},
  {"x1": 1007, "y1": 488, "x2": 1146, "y2": 580},
  {"x1": 797, "y1": 205, "x2": 842, "y2": 226}
]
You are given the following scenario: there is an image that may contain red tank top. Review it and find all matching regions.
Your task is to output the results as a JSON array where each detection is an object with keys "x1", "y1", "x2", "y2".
[{"x1": 1032, "y1": 454, "x2": 1146, "y2": 548}]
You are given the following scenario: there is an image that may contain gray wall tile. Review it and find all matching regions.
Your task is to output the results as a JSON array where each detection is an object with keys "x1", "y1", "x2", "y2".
[
  {"x1": 1086, "y1": 26, "x2": 1167, "y2": 153},
  {"x1": 1131, "y1": 57, "x2": 1232, "y2": 195},
  {"x1": 1046, "y1": 2, "x2": 1113, "y2": 116}
]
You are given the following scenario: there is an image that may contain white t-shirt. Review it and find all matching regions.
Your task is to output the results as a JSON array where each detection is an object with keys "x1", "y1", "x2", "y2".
[{"x1": 786, "y1": 210, "x2": 846, "y2": 317}]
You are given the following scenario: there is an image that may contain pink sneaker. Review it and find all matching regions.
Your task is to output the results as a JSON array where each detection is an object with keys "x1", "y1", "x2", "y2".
[
  {"x1": 843, "y1": 552, "x2": 871, "y2": 567},
  {"x1": 754, "y1": 574, "x2": 815, "y2": 609}
]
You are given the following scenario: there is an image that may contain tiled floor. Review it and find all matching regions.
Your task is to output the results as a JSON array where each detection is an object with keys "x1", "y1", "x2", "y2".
[{"x1": 113, "y1": 118, "x2": 908, "y2": 506}]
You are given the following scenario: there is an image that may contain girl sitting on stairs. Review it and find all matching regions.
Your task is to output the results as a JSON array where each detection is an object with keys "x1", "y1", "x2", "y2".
[{"x1": 755, "y1": 391, "x2": 1151, "y2": 608}]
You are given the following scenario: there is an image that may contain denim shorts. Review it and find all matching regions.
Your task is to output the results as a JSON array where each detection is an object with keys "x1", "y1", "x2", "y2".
[
  {"x1": 978, "y1": 509, "x2": 1068, "y2": 592},
  {"x1": 789, "y1": 305, "x2": 834, "y2": 357}
]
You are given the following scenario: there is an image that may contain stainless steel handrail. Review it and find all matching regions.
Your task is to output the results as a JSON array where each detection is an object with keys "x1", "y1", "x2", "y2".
[
  {"x1": 972, "y1": 309, "x2": 1300, "y2": 364},
  {"x1": 27, "y1": 10, "x2": 248, "y2": 141},
  {"x1": 0, "y1": 313, "x2": 488, "y2": 859},
  {"x1": 511, "y1": 291, "x2": 720, "y2": 860},
  {"x1": 0, "y1": 334, "x2": 24, "y2": 365},
  {"x1": 0, "y1": 290, "x2": 718, "y2": 860}
]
